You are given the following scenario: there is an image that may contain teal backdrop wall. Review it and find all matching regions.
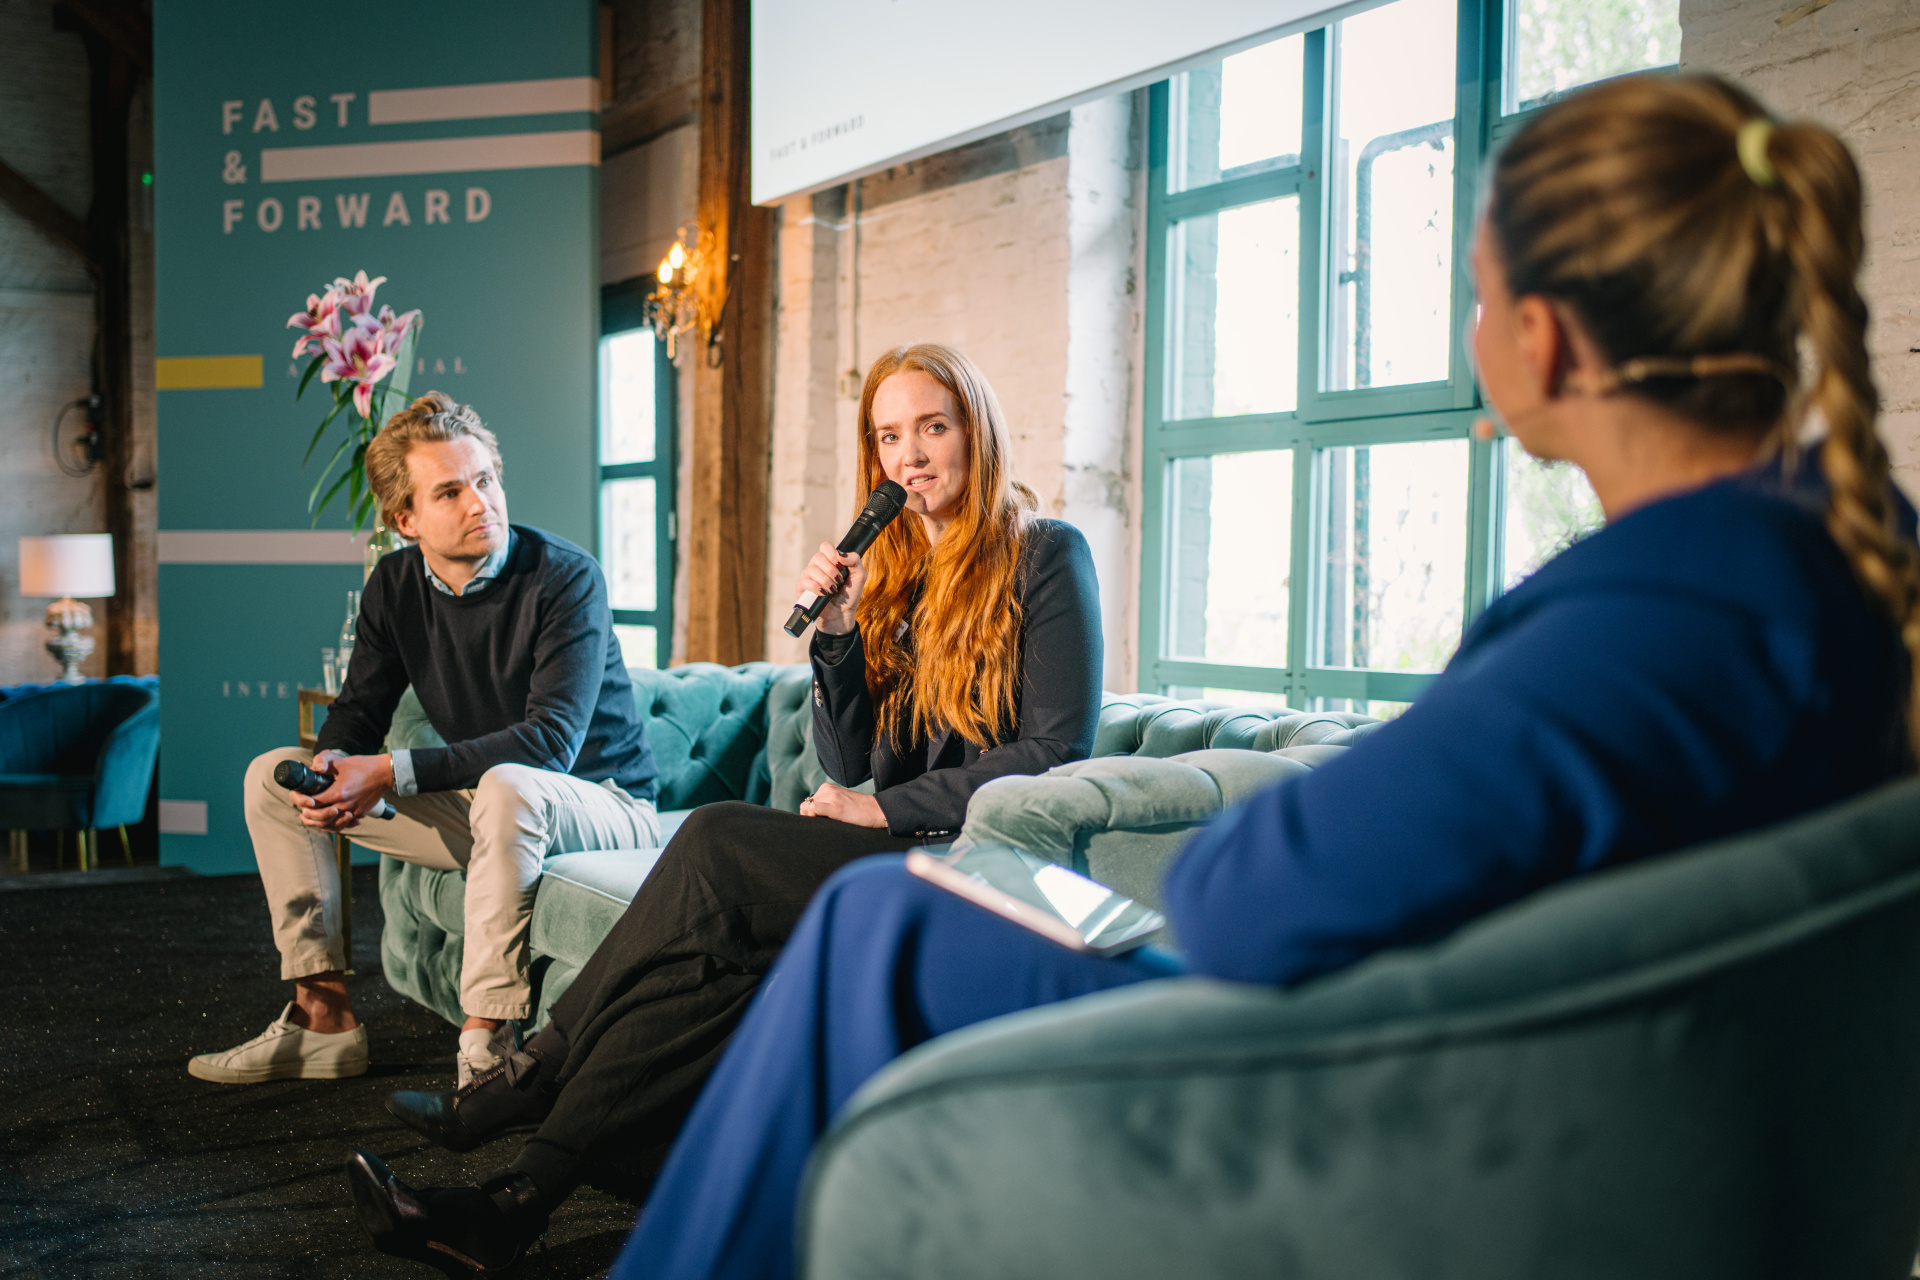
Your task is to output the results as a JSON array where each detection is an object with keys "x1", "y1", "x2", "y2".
[{"x1": 153, "y1": 0, "x2": 599, "y2": 874}]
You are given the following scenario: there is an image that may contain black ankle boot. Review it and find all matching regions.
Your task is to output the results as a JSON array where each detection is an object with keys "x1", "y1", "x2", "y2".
[
  {"x1": 387, "y1": 1050, "x2": 557, "y2": 1152},
  {"x1": 346, "y1": 1149, "x2": 549, "y2": 1278}
]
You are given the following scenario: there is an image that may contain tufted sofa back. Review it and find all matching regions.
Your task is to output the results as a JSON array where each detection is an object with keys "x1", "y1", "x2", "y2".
[
  {"x1": 385, "y1": 670, "x2": 1381, "y2": 827},
  {"x1": 387, "y1": 664, "x2": 802, "y2": 812},
  {"x1": 1092, "y1": 694, "x2": 1379, "y2": 758},
  {"x1": 626, "y1": 662, "x2": 788, "y2": 810}
]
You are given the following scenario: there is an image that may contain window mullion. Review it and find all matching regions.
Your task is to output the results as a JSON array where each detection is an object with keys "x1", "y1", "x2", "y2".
[
  {"x1": 1286, "y1": 440, "x2": 1315, "y2": 700},
  {"x1": 1464, "y1": 430, "x2": 1502, "y2": 626},
  {"x1": 1139, "y1": 80, "x2": 1174, "y2": 693}
]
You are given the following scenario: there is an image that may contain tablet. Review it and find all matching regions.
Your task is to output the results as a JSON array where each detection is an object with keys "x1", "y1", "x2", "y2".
[{"x1": 906, "y1": 843, "x2": 1168, "y2": 956}]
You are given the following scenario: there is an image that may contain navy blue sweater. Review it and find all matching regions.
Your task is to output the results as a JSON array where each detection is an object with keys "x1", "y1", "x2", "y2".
[
  {"x1": 1164, "y1": 460, "x2": 1914, "y2": 987},
  {"x1": 316, "y1": 525, "x2": 658, "y2": 800}
]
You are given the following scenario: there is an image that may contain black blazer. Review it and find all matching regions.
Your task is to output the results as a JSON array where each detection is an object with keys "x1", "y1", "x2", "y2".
[{"x1": 809, "y1": 518, "x2": 1103, "y2": 838}]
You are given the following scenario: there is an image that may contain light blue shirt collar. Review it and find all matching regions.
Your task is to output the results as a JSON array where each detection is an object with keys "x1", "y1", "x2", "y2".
[{"x1": 424, "y1": 529, "x2": 515, "y2": 597}]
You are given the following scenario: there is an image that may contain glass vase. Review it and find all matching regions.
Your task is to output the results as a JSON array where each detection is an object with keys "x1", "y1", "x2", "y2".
[{"x1": 363, "y1": 524, "x2": 397, "y2": 582}]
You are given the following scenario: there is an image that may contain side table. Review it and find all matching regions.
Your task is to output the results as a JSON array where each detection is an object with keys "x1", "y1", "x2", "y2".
[{"x1": 296, "y1": 687, "x2": 354, "y2": 973}]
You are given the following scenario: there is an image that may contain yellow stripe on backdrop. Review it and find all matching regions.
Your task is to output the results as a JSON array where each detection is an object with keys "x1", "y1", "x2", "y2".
[{"x1": 156, "y1": 355, "x2": 264, "y2": 389}]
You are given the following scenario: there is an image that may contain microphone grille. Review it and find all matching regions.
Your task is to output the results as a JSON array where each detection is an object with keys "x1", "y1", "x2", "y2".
[{"x1": 868, "y1": 480, "x2": 908, "y2": 518}]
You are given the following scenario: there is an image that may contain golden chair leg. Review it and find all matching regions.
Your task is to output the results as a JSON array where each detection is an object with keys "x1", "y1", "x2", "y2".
[
  {"x1": 118, "y1": 825, "x2": 132, "y2": 866},
  {"x1": 79, "y1": 830, "x2": 91, "y2": 872},
  {"x1": 8, "y1": 831, "x2": 24, "y2": 874}
]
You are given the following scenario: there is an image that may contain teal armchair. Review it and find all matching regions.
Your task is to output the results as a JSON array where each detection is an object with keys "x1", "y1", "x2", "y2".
[
  {"x1": 802, "y1": 778, "x2": 1920, "y2": 1280},
  {"x1": 0, "y1": 682, "x2": 159, "y2": 870}
]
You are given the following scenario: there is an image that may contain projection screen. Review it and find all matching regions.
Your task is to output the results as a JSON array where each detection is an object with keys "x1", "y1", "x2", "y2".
[{"x1": 751, "y1": 0, "x2": 1384, "y2": 205}]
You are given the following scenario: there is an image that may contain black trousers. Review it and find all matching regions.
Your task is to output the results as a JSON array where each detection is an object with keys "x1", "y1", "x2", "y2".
[{"x1": 510, "y1": 802, "x2": 924, "y2": 1199}]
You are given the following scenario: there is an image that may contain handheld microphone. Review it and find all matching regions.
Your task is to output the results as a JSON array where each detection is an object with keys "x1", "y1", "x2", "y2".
[
  {"x1": 273, "y1": 758, "x2": 397, "y2": 821},
  {"x1": 784, "y1": 480, "x2": 909, "y2": 637}
]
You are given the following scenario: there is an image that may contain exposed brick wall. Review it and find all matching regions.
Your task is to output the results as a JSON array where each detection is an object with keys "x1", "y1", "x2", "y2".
[
  {"x1": 762, "y1": 102, "x2": 1146, "y2": 691},
  {"x1": 1684, "y1": 0, "x2": 1920, "y2": 497}
]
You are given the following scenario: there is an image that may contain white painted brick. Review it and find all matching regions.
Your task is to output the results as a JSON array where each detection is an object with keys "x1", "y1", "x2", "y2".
[{"x1": 1683, "y1": 0, "x2": 1920, "y2": 494}]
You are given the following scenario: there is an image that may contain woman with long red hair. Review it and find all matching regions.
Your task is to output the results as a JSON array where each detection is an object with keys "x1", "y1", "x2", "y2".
[{"x1": 346, "y1": 343, "x2": 1106, "y2": 1273}]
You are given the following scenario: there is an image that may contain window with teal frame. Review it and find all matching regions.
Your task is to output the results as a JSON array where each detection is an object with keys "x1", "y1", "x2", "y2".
[
  {"x1": 1139, "y1": 0, "x2": 1671, "y2": 714},
  {"x1": 598, "y1": 280, "x2": 676, "y2": 670}
]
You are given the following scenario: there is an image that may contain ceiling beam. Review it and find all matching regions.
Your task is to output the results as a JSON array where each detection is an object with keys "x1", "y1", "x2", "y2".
[{"x1": 0, "y1": 156, "x2": 92, "y2": 262}]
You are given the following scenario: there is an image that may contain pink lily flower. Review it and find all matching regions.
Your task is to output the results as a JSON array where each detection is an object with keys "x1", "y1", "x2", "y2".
[
  {"x1": 319, "y1": 325, "x2": 397, "y2": 419},
  {"x1": 331, "y1": 270, "x2": 386, "y2": 318},
  {"x1": 286, "y1": 289, "x2": 343, "y2": 357},
  {"x1": 374, "y1": 306, "x2": 422, "y2": 352}
]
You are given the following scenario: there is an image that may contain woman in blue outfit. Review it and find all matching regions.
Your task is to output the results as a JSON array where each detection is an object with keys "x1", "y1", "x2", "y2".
[{"x1": 614, "y1": 73, "x2": 1920, "y2": 1280}]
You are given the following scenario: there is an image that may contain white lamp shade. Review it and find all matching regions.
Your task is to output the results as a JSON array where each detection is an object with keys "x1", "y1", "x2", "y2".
[{"x1": 19, "y1": 534, "x2": 116, "y2": 598}]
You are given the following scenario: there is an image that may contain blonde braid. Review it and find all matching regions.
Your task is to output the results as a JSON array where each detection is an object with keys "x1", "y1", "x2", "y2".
[{"x1": 1771, "y1": 122, "x2": 1920, "y2": 751}]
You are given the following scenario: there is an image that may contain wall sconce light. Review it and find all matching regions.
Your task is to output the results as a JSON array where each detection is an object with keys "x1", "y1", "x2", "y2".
[{"x1": 647, "y1": 223, "x2": 713, "y2": 359}]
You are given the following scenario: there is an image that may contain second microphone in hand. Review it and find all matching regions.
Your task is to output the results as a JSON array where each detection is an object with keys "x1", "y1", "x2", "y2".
[
  {"x1": 784, "y1": 479, "x2": 909, "y2": 638},
  {"x1": 273, "y1": 757, "x2": 398, "y2": 821}
]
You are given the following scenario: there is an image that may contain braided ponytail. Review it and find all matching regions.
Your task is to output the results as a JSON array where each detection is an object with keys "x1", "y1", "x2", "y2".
[
  {"x1": 1767, "y1": 123, "x2": 1920, "y2": 749},
  {"x1": 1491, "y1": 73, "x2": 1920, "y2": 757}
]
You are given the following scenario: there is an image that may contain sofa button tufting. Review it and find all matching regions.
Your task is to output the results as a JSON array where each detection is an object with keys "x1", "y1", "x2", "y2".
[
  {"x1": 651, "y1": 702, "x2": 667, "y2": 716},
  {"x1": 719, "y1": 702, "x2": 732, "y2": 715}
]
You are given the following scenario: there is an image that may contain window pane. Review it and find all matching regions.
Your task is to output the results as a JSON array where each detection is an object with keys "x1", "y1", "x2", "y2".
[
  {"x1": 1317, "y1": 438, "x2": 1468, "y2": 672},
  {"x1": 1326, "y1": 0, "x2": 1457, "y2": 392},
  {"x1": 1315, "y1": 697, "x2": 1412, "y2": 718},
  {"x1": 601, "y1": 477, "x2": 657, "y2": 611},
  {"x1": 1503, "y1": 442, "x2": 1603, "y2": 587},
  {"x1": 1166, "y1": 450, "x2": 1293, "y2": 668},
  {"x1": 1202, "y1": 687, "x2": 1290, "y2": 708},
  {"x1": 1507, "y1": 0, "x2": 1681, "y2": 114},
  {"x1": 601, "y1": 328, "x2": 657, "y2": 464},
  {"x1": 1169, "y1": 197, "x2": 1299, "y2": 420},
  {"x1": 613, "y1": 623, "x2": 659, "y2": 671},
  {"x1": 1168, "y1": 34, "x2": 1306, "y2": 192}
]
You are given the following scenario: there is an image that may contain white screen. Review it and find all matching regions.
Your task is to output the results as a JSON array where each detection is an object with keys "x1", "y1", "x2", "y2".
[{"x1": 750, "y1": 0, "x2": 1380, "y2": 204}]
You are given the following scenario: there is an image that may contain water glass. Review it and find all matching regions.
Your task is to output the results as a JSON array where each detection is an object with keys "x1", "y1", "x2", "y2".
[{"x1": 321, "y1": 647, "x2": 341, "y2": 695}]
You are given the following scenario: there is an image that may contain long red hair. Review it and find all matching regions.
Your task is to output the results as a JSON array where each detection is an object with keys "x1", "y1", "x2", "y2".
[{"x1": 855, "y1": 344, "x2": 1037, "y2": 749}]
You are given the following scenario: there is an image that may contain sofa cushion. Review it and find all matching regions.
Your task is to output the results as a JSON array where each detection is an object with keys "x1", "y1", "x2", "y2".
[
  {"x1": 1092, "y1": 695, "x2": 1378, "y2": 757},
  {"x1": 530, "y1": 848, "x2": 670, "y2": 970},
  {"x1": 960, "y1": 738, "x2": 1370, "y2": 913}
]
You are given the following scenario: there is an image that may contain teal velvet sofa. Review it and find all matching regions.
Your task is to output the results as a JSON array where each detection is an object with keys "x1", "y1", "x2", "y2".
[
  {"x1": 373, "y1": 665, "x2": 1377, "y2": 1028},
  {"x1": 800, "y1": 777, "x2": 1920, "y2": 1280}
]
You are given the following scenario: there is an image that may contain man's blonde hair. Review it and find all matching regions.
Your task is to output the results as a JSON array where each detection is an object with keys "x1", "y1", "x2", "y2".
[{"x1": 365, "y1": 391, "x2": 504, "y2": 527}]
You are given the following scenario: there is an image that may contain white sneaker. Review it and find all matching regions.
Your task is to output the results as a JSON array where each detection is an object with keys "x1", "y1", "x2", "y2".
[
  {"x1": 187, "y1": 1003, "x2": 369, "y2": 1083},
  {"x1": 457, "y1": 1022, "x2": 518, "y2": 1088}
]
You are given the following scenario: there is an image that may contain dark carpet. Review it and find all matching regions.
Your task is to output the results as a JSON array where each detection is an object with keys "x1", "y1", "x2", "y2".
[{"x1": 0, "y1": 866, "x2": 638, "y2": 1278}]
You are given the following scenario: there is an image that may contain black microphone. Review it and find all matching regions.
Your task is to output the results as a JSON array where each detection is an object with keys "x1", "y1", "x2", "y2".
[
  {"x1": 784, "y1": 479, "x2": 909, "y2": 638},
  {"x1": 274, "y1": 758, "x2": 397, "y2": 821}
]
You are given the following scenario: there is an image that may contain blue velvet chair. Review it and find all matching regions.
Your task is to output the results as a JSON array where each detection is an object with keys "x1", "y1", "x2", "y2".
[
  {"x1": 0, "y1": 683, "x2": 160, "y2": 871},
  {"x1": 801, "y1": 777, "x2": 1920, "y2": 1280}
]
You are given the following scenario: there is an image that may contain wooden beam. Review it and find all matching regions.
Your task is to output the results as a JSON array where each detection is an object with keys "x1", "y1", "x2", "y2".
[
  {"x1": 684, "y1": 0, "x2": 774, "y2": 664},
  {"x1": 0, "y1": 156, "x2": 91, "y2": 261},
  {"x1": 54, "y1": 0, "x2": 151, "y2": 71},
  {"x1": 72, "y1": 28, "x2": 146, "y2": 675}
]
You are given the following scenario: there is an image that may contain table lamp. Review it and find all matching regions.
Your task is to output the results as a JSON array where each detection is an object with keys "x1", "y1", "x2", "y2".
[{"x1": 18, "y1": 534, "x2": 116, "y2": 683}]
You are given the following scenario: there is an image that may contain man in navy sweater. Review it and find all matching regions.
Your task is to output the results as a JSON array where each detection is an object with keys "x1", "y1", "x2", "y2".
[{"x1": 188, "y1": 392, "x2": 660, "y2": 1088}]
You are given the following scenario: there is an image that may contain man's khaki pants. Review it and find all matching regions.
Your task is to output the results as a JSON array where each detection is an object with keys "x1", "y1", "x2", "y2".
[{"x1": 244, "y1": 747, "x2": 660, "y2": 1021}]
